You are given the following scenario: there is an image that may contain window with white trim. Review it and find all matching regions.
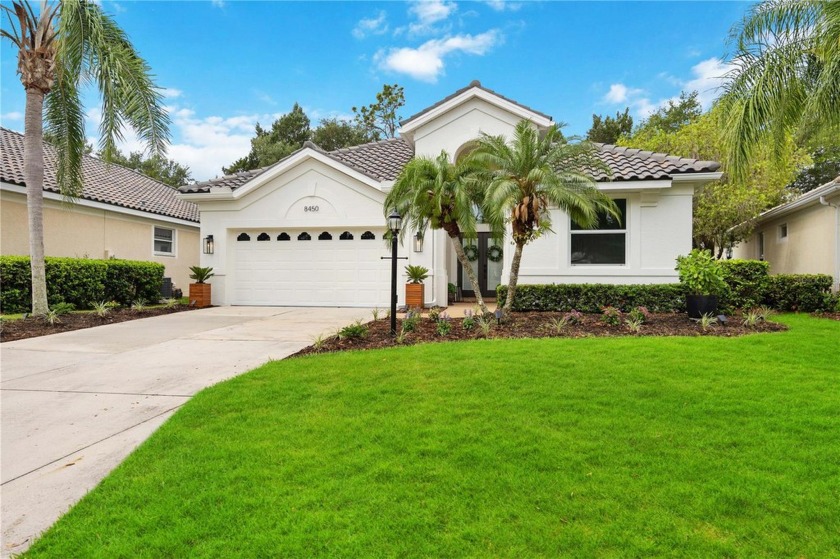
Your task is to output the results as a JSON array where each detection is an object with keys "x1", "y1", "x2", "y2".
[
  {"x1": 570, "y1": 199, "x2": 626, "y2": 265},
  {"x1": 154, "y1": 226, "x2": 175, "y2": 255}
]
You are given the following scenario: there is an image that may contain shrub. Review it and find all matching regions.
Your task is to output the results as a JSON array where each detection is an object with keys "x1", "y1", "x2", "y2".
[
  {"x1": 564, "y1": 309, "x2": 583, "y2": 324},
  {"x1": 1, "y1": 256, "x2": 165, "y2": 312},
  {"x1": 404, "y1": 265, "x2": 429, "y2": 284},
  {"x1": 402, "y1": 309, "x2": 421, "y2": 332},
  {"x1": 428, "y1": 306, "x2": 442, "y2": 322},
  {"x1": 462, "y1": 309, "x2": 475, "y2": 331},
  {"x1": 764, "y1": 274, "x2": 833, "y2": 311},
  {"x1": 188, "y1": 266, "x2": 214, "y2": 284},
  {"x1": 601, "y1": 306, "x2": 622, "y2": 326},
  {"x1": 628, "y1": 306, "x2": 651, "y2": 323},
  {"x1": 51, "y1": 302, "x2": 76, "y2": 315},
  {"x1": 436, "y1": 313, "x2": 452, "y2": 336},
  {"x1": 719, "y1": 259, "x2": 770, "y2": 312},
  {"x1": 339, "y1": 320, "x2": 368, "y2": 340},
  {"x1": 497, "y1": 284, "x2": 686, "y2": 313},
  {"x1": 675, "y1": 249, "x2": 726, "y2": 295}
]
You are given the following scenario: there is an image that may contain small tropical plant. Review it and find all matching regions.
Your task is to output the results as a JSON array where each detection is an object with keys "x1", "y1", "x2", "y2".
[
  {"x1": 546, "y1": 316, "x2": 569, "y2": 334},
  {"x1": 462, "y1": 309, "x2": 476, "y2": 331},
  {"x1": 564, "y1": 309, "x2": 583, "y2": 324},
  {"x1": 92, "y1": 301, "x2": 111, "y2": 318},
  {"x1": 162, "y1": 297, "x2": 179, "y2": 309},
  {"x1": 404, "y1": 265, "x2": 430, "y2": 284},
  {"x1": 189, "y1": 266, "x2": 214, "y2": 284},
  {"x1": 601, "y1": 306, "x2": 622, "y2": 326},
  {"x1": 699, "y1": 313, "x2": 717, "y2": 331},
  {"x1": 428, "y1": 305, "x2": 442, "y2": 322},
  {"x1": 339, "y1": 320, "x2": 368, "y2": 340},
  {"x1": 675, "y1": 250, "x2": 726, "y2": 295},
  {"x1": 625, "y1": 316, "x2": 644, "y2": 333},
  {"x1": 742, "y1": 309, "x2": 764, "y2": 327},
  {"x1": 43, "y1": 308, "x2": 60, "y2": 325},
  {"x1": 52, "y1": 302, "x2": 75, "y2": 315},
  {"x1": 395, "y1": 328, "x2": 409, "y2": 345},
  {"x1": 628, "y1": 306, "x2": 651, "y2": 324},
  {"x1": 756, "y1": 306, "x2": 775, "y2": 320},
  {"x1": 371, "y1": 308, "x2": 383, "y2": 321},
  {"x1": 311, "y1": 333, "x2": 327, "y2": 351},
  {"x1": 436, "y1": 313, "x2": 452, "y2": 336},
  {"x1": 131, "y1": 299, "x2": 147, "y2": 311},
  {"x1": 402, "y1": 309, "x2": 421, "y2": 332},
  {"x1": 476, "y1": 315, "x2": 492, "y2": 338}
]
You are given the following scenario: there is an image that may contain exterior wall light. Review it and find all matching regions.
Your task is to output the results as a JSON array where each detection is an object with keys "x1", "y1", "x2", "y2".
[
  {"x1": 413, "y1": 231, "x2": 424, "y2": 253},
  {"x1": 203, "y1": 234, "x2": 214, "y2": 255}
]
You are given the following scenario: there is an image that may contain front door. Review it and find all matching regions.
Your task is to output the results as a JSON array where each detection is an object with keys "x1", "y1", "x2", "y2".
[{"x1": 458, "y1": 233, "x2": 504, "y2": 298}]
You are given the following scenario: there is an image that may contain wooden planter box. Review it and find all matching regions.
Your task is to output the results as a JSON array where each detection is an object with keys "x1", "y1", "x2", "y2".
[
  {"x1": 189, "y1": 283, "x2": 212, "y2": 308},
  {"x1": 405, "y1": 283, "x2": 424, "y2": 310}
]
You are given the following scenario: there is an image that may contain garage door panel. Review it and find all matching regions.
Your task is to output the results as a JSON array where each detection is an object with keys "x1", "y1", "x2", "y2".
[{"x1": 233, "y1": 228, "x2": 390, "y2": 307}]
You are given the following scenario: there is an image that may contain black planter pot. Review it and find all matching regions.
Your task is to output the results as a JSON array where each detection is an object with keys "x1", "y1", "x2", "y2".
[{"x1": 686, "y1": 294, "x2": 718, "y2": 319}]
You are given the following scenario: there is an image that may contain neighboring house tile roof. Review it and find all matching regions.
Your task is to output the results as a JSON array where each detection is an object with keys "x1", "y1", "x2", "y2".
[
  {"x1": 181, "y1": 137, "x2": 720, "y2": 194},
  {"x1": 750, "y1": 175, "x2": 840, "y2": 223},
  {"x1": 400, "y1": 80, "x2": 554, "y2": 126},
  {"x1": 1, "y1": 127, "x2": 199, "y2": 222}
]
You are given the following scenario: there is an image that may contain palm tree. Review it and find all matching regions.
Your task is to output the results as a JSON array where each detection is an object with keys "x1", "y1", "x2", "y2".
[
  {"x1": 472, "y1": 120, "x2": 617, "y2": 316},
  {"x1": 1, "y1": 1, "x2": 170, "y2": 315},
  {"x1": 718, "y1": 0, "x2": 840, "y2": 181},
  {"x1": 385, "y1": 151, "x2": 493, "y2": 315}
]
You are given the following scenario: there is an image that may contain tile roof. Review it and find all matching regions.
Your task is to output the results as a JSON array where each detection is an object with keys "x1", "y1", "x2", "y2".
[
  {"x1": 400, "y1": 80, "x2": 553, "y2": 127},
  {"x1": 1, "y1": 127, "x2": 199, "y2": 222},
  {"x1": 590, "y1": 144, "x2": 721, "y2": 181},
  {"x1": 179, "y1": 137, "x2": 720, "y2": 194}
]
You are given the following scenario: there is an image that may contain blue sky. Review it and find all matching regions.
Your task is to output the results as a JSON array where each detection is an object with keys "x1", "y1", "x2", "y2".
[{"x1": 0, "y1": 0, "x2": 750, "y2": 180}]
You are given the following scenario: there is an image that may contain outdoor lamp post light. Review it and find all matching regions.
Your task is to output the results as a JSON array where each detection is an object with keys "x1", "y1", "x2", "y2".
[
  {"x1": 387, "y1": 210, "x2": 402, "y2": 336},
  {"x1": 203, "y1": 234, "x2": 214, "y2": 255},
  {"x1": 413, "y1": 231, "x2": 424, "y2": 253}
]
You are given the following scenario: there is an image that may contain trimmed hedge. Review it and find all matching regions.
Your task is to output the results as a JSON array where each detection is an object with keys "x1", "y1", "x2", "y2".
[
  {"x1": 765, "y1": 274, "x2": 834, "y2": 312},
  {"x1": 719, "y1": 259, "x2": 770, "y2": 313},
  {"x1": 0, "y1": 256, "x2": 165, "y2": 313},
  {"x1": 497, "y1": 283, "x2": 687, "y2": 313}
]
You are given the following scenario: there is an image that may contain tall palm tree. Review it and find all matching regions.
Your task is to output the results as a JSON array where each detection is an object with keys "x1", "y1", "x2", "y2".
[
  {"x1": 1, "y1": 1, "x2": 170, "y2": 315},
  {"x1": 473, "y1": 120, "x2": 616, "y2": 316},
  {"x1": 718, "y1": 0, "x2": 840, "y2": 181},
  {"x1": 385, "y1": 150, "x2": 492, "y2": 315}
]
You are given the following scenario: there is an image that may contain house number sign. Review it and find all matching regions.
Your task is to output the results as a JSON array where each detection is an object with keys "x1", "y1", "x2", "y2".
[{"x1": 304, "y1": 205, "x2": 319, "y2": 212}]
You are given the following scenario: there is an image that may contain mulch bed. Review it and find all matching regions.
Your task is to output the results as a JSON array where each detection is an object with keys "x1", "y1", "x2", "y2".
[
  {"x1": 813, "y1": 312, "x2": 840, "y2": 321},
  {"x1": 0, "y1": 305, "x2": 200, "y2": 343},
  {"x1": 293, "y1": 311, "x2": 788, "y2": 357}
]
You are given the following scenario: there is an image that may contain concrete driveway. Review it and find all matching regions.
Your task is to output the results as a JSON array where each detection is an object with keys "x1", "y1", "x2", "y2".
[{"x1": 0, "y1": 306, "x2": 370, "y2": 557}]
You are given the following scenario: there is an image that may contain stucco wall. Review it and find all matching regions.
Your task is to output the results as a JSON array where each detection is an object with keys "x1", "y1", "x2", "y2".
[
  {"x1": 1, "y1": 190, "x2": 200, "y2": 291},
  {"x1": 733, "y1": 201, "x2": 839, "y2": 286}
]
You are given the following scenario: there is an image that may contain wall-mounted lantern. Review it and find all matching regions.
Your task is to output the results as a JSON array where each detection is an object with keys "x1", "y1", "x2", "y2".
[
  {"x1": 413, "y1": 231, "x2": 424, "y2": 253},
  {"x1": 203, "y1": 234, "x2": 215, "y2": 255}
]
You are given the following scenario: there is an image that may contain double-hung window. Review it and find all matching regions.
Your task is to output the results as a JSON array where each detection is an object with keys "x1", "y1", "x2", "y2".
[
  {"x1": 154, "y1": 226, "x2": 176, "y2": 256},
  {"x1": 570, "y1": 199, "x2": 626, "y2": 265}
]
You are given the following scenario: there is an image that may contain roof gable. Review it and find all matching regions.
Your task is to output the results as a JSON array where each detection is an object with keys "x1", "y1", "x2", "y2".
[{"x1": 0, "y1": 127, "x2": 199, "y2": 222}]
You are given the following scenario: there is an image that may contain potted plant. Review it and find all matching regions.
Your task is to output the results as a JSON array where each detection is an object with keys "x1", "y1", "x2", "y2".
[
  {"x1": 188, "y1": 266, "x2": 214, "y2": 308},
  {"x1": 675, "y1": 250, "x2": 726, "y2": 318},
  {"x1": 405, "y1": 265, "x2": 429, "y2": 309},
  {"x1": 448, "y1": 282, "x2": 458, "y2": 305}
]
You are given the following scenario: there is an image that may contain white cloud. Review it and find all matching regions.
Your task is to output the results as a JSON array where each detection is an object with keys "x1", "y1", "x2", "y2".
[
  {"x1": 161, "y1": 88, "x2": 183, "y2": 99},
  {"x1": 375, "y1": 30, "x2": 501, "y2": 82},
  {"x1": 602, "y1": 83, "x2": 642, "y2": 104},
  {"x1": 353, "y1": 10, "x2": 389, "y2": 39},
  {"x1": 1, "y1": 111, "x2": 23, "y2": 122},
  {"x1": 484, "y1": 0, "x2": 522, "y2": 12},
  {"x1": 410, "y1": 0, "x2": 456, "y2": 25},
  {"x1": 211, "y1": 0, "x2": 225, "y2": 7},
  {"x1": 683, "y1": 57, "x2": 735, "y2": 109}
]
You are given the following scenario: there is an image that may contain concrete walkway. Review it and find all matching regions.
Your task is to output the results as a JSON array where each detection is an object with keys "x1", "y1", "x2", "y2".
[{"x1": 0, "y1": 306, "x2": 370, "y2": 557}]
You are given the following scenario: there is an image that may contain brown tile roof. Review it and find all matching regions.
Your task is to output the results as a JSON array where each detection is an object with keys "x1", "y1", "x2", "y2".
[
  {"x1": 1, "y1": 127, "x2": 199, "y2": 222},
  {"x1": 400, "y1": 80, "x2": 553, "y2": 127},
  {"x1": 590, "y1": 144, "x2": 721, "y2": 181},
  {"x1": 180, "y1": 138, "x2": 720, "y2": 194}
]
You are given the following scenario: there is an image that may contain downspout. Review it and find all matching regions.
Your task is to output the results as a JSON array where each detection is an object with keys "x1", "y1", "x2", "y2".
[{"x1": 819, "y1": 193, "x2": 840, "y2": 292}]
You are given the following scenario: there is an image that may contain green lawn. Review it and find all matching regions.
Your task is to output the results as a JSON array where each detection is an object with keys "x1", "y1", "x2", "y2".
[{"x1": 25, "y1": 315, "x2": 840, "y2": 558}]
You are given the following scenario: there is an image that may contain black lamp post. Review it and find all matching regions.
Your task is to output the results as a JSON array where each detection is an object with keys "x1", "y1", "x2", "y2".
[{"x1": 387, "y1": 210, "x2": 402, "y2": 335}]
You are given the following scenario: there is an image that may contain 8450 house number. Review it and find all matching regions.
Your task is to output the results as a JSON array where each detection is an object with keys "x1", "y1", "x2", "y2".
[{"x1": 304, "y1": 205, "x2": 319, "y2": 212}]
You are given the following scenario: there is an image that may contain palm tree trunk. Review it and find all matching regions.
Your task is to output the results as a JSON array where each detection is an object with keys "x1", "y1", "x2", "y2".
[
  {"x1": 24, "y1": 87, "x2": 49, "y2": 316},
  {"x1": 449, "y1": 235, "x2": 489, "y2": 316},
  {"x1": 502, "y1": 241, "x2": 525, "y2": 315}
]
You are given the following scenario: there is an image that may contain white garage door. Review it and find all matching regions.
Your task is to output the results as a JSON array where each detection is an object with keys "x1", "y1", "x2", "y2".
[{"x1": 233, "y1": 228, "x2": 392, "y2": 307}]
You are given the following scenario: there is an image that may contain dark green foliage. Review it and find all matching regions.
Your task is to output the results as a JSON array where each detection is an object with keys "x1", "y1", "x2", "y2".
[
  {"x1": 719, "y1": 259, "x2": 770, "y2": 311},
  {"x1": 1, "y1": 257, "x2": 164, "y2": 312},
  {"x1": 338, "y1": 321, "x2": 368, "y2": 340},
  {"x1": 311, "y1": 118, "x2": 373, "y2": 151},
  {"x1": 51, "y1": 302, "x2": 76, "y2": 315},
  {"x1": 497, "y1": 283, "x2": 688, "y2": 313},
  {"x1": 100, "y1": 147, "x2": 192, "y2": 187},
  {"x1": 586, "y1": 107, "x2": 633, "y2": 144},
  {"x1": 764, "y1": 274, "x2": 834, "y2": 312},
  {"x1": 634, "y1": 91, "x2": 702, "y2": 135},
  {"x1": 352, "y1": 83, "x2": 405, "y2": 140},
  {"x1": 787, "y1": 144, "x2": 840, "y2": 194}
]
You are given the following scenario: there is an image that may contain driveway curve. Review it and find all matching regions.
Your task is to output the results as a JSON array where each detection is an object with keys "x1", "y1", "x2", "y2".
[{"x1": 1, "y1": 306, "x2": 370, "y2": 557}]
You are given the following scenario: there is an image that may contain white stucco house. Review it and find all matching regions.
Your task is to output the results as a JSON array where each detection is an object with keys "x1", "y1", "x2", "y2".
[{"x1": 178, "y1": 81, "x2": 722, "y2": 308}]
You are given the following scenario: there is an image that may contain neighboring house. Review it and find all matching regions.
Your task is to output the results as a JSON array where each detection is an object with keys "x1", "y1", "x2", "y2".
[
  {"x1": 733, "y1": 176, "x2": 840, "y2": 291},
  {"x1": 179, "y1": 81, "x2": 722, "y2": 308},
  {"x1": 1, "y1": 127, "x2": 200, "y2": 291}
]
